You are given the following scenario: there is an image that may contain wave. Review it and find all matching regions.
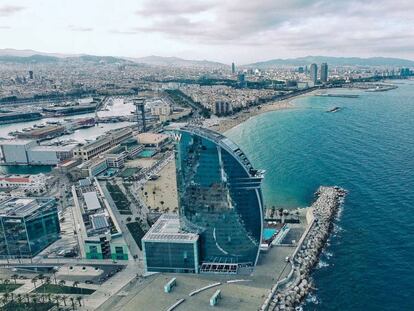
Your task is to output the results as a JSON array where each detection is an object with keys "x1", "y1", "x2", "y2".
[
  {"x1": 305, "y1": 292, "x2": 321, "y2": 305},
  {"x1": 317, "y1": 260, "x2": 330, "y2": 269}
]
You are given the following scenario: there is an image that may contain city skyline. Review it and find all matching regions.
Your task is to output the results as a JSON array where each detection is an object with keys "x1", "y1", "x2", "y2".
[{"x1": 0, "y1": 0, "x2": 414, "y2": 63}]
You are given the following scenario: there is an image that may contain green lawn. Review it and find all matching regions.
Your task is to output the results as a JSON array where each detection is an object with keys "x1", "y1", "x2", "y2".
[
  {"x1": 2, "y1": 302, "x2": 55, "y2": 311},
  {"x1": 106, "y1": 183, "x2": 132, "y2": 215},
  {"x1": 0, "y1": 283, "x2": 23, "y2": 292},
  {"x1": 34, "y1": 284, "x2": 95, "y2": 295},
  {"x1": 126, "y1": 222, "x2": 145, "y2": 249}
]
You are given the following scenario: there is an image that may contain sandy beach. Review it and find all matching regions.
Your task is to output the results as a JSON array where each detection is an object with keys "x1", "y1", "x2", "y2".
[{"x1": 206, "y1": 91, "x2": 316, "y2": 133}]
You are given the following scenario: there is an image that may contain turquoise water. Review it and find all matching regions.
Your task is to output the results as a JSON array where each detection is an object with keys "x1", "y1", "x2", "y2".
[
  {"x1": 138, "y1": 149, "x2": 156, "y2": 158},
  {"x1": 0, "y1": 165, "x2": 52, "y2": 174},
  {"x1": 263, "y1": 228, "x2": 277, "y2": 240},
  {"x1": 227, "y1": 81, "x2": 414, "y2": 310}
]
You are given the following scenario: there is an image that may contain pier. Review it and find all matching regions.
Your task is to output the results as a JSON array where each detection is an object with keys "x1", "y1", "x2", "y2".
[{"x1": 261, "y1": 186, "x2": 347, "y2": 311}]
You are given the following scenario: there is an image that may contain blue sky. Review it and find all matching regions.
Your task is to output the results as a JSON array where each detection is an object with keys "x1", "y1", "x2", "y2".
[{"x1": 0, "y1": 0, "x2": 413, "y2": 64}]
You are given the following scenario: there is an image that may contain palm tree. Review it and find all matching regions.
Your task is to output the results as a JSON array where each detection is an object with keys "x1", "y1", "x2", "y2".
[
  {"x1": 31, "y1": 277, "x2": 38, "y2": 290},
  {"x1": 72, "y1": 281, "x2": 80, "y2": 294},
  {"x1": 31, "y1": 295, "x2": 38, "y2": 307},
  {"x1": 61, "y1": 295, "x2": 68, "y2": 306},
  {"x1": 2, "y1": 292, "x2": 9, "y2": 305},
  {"x1": 16, "y1": 293, "x2": 23, "y2": 305},
  {"x1": 58, "y1": 279, "x2": 66, "y2": 287},
  {"x1": 37, "y1": 274, "x2": 45, "y2": 285},
  {"x1": 54, "y1": 295, "x2": 61, "y2": 307},
  {"x1": 9, "y1": 292, "x2": 14, "y2": 304},
  {"x1": 278, "y1": 208, "x2": 283, "y2": 222},
  {"x1": 51, "y1": 267, "x2": 59, "y2": 284},
  {"x1": 44, "y1": 277, "x2": 51, "y2": 295},
  {"x1": 11, "y1": 274, "x2": 19, "y2": 285},
  {"x1": 70, "y1": 297, "x2": 76, "y2": 310},
  {"x1": 76, "y1": 296, "x2": 82, "y2": 307}
]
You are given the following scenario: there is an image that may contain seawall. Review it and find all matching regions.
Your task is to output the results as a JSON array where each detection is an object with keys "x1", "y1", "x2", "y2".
[{"x1": 262, "y1": 186, "x2": 347, "y2": 311}]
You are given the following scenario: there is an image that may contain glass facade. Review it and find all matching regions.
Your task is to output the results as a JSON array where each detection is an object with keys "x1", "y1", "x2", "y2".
[
  {"x1": 0, "y1": 198, "x2": 60, "y2": 258},
  {"x1": 143, "y1": 240, "x2": 198, "y2": 273},
  {"x1": 175, "y1": 127, "x2": 264, "y2": 269}
]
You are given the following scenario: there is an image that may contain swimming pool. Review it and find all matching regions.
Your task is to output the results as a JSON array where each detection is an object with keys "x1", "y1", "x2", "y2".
[
  {"x1": 263, "y1": 228, "x2": 277, "y2": 240},
  {"x1": 138, "y1": 149, "x2": 156, "y2": 158}
]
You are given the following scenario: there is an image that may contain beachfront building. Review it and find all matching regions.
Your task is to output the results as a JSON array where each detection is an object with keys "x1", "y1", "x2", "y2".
[
  {"x1": 74, "y1": 127, "x2": 133, "y2": 161},
  {"x1": 71, "y1": 178, "x2": 129, "y2": 260},
  {"x1": 142, "y1": 126, "x2": 264, "y2": 274},
  {"x1": 0, "y1": 197, "x2": 60, "y2": 259},
  {"x1": 142, "y1": 214, "x2": 199, "y2": 273}
]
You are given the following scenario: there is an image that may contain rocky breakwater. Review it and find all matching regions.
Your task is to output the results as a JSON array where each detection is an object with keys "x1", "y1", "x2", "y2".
[{"x1": 269, "y1": 186, "x2": 347, "y2": 311}]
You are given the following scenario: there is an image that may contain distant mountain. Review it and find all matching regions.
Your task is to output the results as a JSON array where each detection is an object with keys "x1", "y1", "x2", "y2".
[
  {"x1": 246, "y1": 56, "x2": 414, "y2": 68},
  {"x1": 0, "y1": 54, "x2": 59, "y2": 63},
  {"x1": 0, "y1": 48, "x2": 75, "y2": 58},
  {"x1": 129, "y1": 55, "x2": 226, "y2": 67},
  {"x1": 0, "y1": 49, "x2": 132, "y2": 64}
]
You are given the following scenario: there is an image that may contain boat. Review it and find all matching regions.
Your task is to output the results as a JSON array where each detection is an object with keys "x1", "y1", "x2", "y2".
[{"x1": 326, "y1": 107, "x2": 341, "y2": 113}]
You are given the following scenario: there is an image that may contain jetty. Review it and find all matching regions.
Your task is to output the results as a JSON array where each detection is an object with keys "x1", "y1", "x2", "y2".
[
  {"x1": 261, "y1": 186, "x2": 347, "y2": 311},
  {"x1": 315, "y1": 94, "x2": 359, "y2": 98}
]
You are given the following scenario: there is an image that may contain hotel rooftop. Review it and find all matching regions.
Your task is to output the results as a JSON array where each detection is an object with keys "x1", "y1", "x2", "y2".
[{"x1": 142, "y1": 214, "x2": 199, "y2": 243}]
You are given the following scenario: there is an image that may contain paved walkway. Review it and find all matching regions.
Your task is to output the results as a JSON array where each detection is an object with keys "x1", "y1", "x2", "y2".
[{"x1": 80, "y1": 262, "x2": 142, "y2": 311}]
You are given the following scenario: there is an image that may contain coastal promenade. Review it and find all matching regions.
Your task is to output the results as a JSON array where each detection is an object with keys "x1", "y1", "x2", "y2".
[{"x1": 261, "y1": 186, "x2": 347, "y2": 311}]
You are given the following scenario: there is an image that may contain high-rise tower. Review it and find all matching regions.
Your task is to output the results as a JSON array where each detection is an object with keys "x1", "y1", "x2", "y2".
[
  {"x1": 175, "y1": 126, "x2": 264, "y2": 273},
  {"x1": 310, "y1": 63, "x2": 318, "y2": 84},
  {"x1": 321, "y1": 63, "x2": 328, "y2": 82}
]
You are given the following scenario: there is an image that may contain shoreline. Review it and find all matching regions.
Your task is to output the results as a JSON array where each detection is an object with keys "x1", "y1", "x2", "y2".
[
  {"x1": 261, "y1": 186, "x2": 347, "y2": 311},
  {"x1": 206, "y1": 90, "x2": 317, "y2": 133}
]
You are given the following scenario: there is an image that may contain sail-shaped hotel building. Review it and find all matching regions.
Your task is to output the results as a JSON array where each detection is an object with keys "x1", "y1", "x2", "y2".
[{"x1": 142, "y1": 126, "x2": 264, "y2": 274}]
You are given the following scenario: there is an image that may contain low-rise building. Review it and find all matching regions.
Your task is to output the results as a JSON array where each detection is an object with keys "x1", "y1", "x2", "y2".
[
  {"x1": 73, "y1": 157, "x2": 109, "y2": 179},
  {"x1": 0, "y1": 197, "x2": 60, "y2": 258},
  {"x1": 136, "y1": 132, "x2": 169, "y2": 150},
  {"x1": 0, "y1": 174, "x2": 49, "y2": 192},
  {"x1": 27, "y1": 145, "x2": 76, "y2": 165},
  {"x1": 0, "y1": 140, "x2": 38, "y2": 164},
  {"x1": 142, "y1": 214, "x2": 199, "y2": 273},
  {"x1": 150, "y1": 100, "x2": 171, "y2": 117},
  {"x1": 74, "y1": 127, "x2": 133, "y2": 161},
  {"x1": 71, "y1": 179, "x2": 129, "y2": 260}
]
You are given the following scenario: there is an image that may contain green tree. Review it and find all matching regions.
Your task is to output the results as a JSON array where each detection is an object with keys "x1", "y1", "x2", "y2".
[
  {"x1": 16, "y1": 293, "x2": 23, "y2": 305},
  {"x1": 3, "y1": 279, "x2": 10, "y2": 294},
  {"x1": 76, "y1": 296, "x2": 82, "y2": 307},
  {"x1": 58, "y1": 279, "x2": 66, "y2": 287},
  {"x1": 70, "y1": 297, "x2": 76, "y2": 310},
  {"x1": 51, "y1": 267, "x2": 59, "y2": 284},
  {"x1": 11, "y1": 274, "x2": 19, "y2": 285},
  {"x1": 61, "y1": 295, "x2": 68, "y2": 306},
  {"x1": 54, "y1": 295, "x2": 61, "y2": 307},
  {"x1": 44, "y1": 277, "x2": 52, "y2": 295},
  {"x1": 37, "y1": 274, "x2": 45, "y2": 285}
]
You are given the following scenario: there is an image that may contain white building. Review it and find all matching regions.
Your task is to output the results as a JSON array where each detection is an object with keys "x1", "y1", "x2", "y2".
[
  {"x1": 0, "y1": 140, "x2": 38, "y2": 164},
  {"x1": 0, "y1": 173, "x2": 48, "y2": 192},
  {"x1": 150, "y1": 100, "x2": 171, "y2": 117},
  {"x1": 28, "y1": 145, "x2": 76, "y2": 165},
  {"x1": 74, "y1": 127, "x2": 132, "y2": 161}
]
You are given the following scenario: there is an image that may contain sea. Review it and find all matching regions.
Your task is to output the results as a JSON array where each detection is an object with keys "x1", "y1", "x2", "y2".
[
  {"x1": 0, "y1": 97, "x2": 135, "y2": 174},
  {"x1": 226, "y1": 80, "x2": 414, "y2": 311}
]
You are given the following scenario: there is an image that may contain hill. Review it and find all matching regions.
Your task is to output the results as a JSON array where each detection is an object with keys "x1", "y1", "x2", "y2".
[{"x1": 246, "y1": 56, "x2": 414, "y2": 68}]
